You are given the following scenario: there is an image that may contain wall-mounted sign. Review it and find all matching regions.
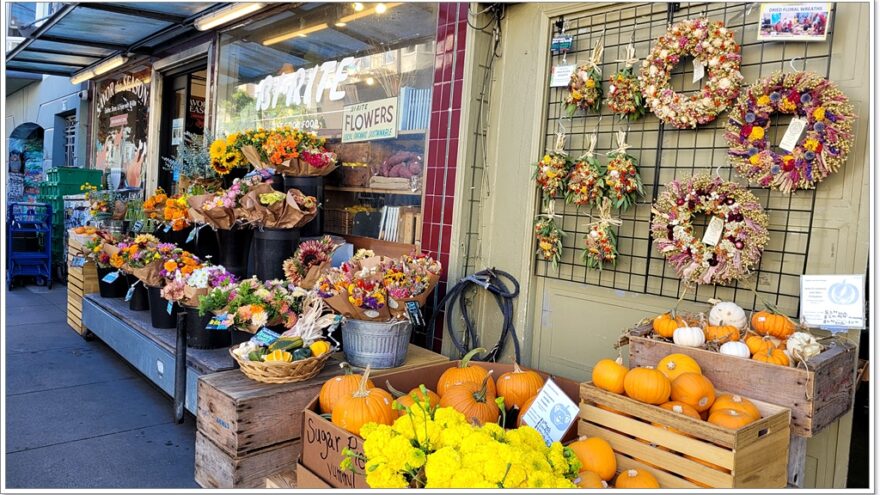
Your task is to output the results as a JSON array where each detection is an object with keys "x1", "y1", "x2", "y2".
[
  {"x1": 255, "y1": 57, "x2": 355, "y2": 111},
  {"x1": 800, "y1": 274, "x2": 865, "y2": 330},
  {"x1": 758, "y1": 3, "x2": 831, "y2": 41},
  {"x1": 342, "y1": 97, "x2": 398, "y2": 143}
]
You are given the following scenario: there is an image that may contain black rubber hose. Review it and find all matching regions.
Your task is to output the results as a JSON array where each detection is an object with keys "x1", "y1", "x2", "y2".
[{"x1": 429, "y1": 268, "x2": 521, "y2": 363}]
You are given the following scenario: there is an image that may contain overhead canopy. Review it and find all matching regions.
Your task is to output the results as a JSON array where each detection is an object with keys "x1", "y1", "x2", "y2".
[{"x1": 5, "y1": 2, "x2": 228, "y2": 78}]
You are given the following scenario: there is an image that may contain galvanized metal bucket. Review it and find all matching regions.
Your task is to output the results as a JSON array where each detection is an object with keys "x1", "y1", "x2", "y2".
[{"x1": 341, "y1": 318, "x2": 412, "y2": 369}]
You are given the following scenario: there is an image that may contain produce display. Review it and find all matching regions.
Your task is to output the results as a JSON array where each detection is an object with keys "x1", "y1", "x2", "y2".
[{"x1": 375, "y1": 150, "x2": 423, "y2": 179}]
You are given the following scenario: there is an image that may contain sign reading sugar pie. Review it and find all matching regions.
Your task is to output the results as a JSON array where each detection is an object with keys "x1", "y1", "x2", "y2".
[{"x1": 341, "y1": 97, "x2": 398, "y2": 143}]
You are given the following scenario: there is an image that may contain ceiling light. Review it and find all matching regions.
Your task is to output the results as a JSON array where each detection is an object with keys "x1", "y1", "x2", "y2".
[
  {"x1": 375, "y1": 3, "x2": 387, "y2": 14},
  {"x1": 353, "y1": 3, "x2": 364, "y2": 11},
  {"x1": 93, "y1": 55, "x2": 128, "y2": 76},
  {"x1": 263, "y1": 23, "x2": 330, "y2": 45},
  {"x1": 339, "y1": 3, "x2": 400, "y2": 24},
  {"x1": 335, "y1": 21, "x2": 347, "y2": 27},
  {"x1": 70, "y1": 68, "x2": 95, "y2": 85},
  {"x1": 194, "y1": 3, "x2": 265, "y2": 31},
  {"x1": 366, "y1": 77, "x2": 375, "y2": 85}
]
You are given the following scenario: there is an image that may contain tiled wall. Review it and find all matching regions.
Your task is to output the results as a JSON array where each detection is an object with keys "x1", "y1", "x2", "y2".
[{"x1": 421, "y1": 3, "x2": 468, "y2": 352}]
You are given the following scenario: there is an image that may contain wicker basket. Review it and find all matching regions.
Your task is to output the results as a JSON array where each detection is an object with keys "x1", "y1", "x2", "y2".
[
  {"x1": 230, "y1": 348, "x2": 333, "y2": 384},
  {"x1": 324, "y1": 208, "x2": 355, "y2": 235}
]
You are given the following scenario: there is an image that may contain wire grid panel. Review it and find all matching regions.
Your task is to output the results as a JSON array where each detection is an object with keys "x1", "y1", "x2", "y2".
[{"x1": 534, "y1": 2, "x2": 837, "y2": 316}]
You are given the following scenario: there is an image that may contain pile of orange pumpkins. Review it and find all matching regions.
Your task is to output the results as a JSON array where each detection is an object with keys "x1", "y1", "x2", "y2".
[{"x1": 651, "y1": 299, "x2": 809, "y2": 367}]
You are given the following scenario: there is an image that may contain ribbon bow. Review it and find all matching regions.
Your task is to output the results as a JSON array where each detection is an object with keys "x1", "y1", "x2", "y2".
[
  {"x1": 610, "y1": 129, "x2": 632, "y2": 156},
  {"x1": 583, "y1": 37, "x2": 605, "y2": 75},
  {"x1": 553, "y1": 120, "x2": 568, "y2": 154},
  {"x1": 587, "y1": 197, "x2": 624, "y2": 229},
  {"x1": 615, "y1": 42, "x2": 639, "y2": 69},
  {"x1": 577, "y1": 133, "x2": 598, "y2": 160}
]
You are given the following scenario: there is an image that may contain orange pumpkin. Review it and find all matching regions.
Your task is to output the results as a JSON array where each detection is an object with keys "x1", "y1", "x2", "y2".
[
  {"x1": 653, "y1": 313, "x2": 686, "y2": 338},
  {"x1": 387, "y1": 381, "x2": 440, "y2": 416},
  {"x1": 751, "y1": 310, "x2": 795, "y2": 338},
  {"x1": 657, "y1": 353, "x2": 701, "y2": 382},
  {"x1": 615, "y1": 469, "x2": 660, "y2": 488},
  {"x1": 592, "y1": 357, "x2": 628, "y2": 394},
  {"x1": 517, "y1": 395, "x2": 537, "y2": 426},
  {"x1": 659, "y1": 401, "x2": 702, "y2": 420},
  {"x1": 497, "y1": 362, "x2": 545, "y2": 410},
  {"x1": 438, "y1": 372, "x2": 500, "y2": 425},
  {"x1": 704, "y1": 324, "x2": 740, "y2": 343},
  {"x1": 752, "y1": 348, "x2": 790, "y2": 366},
  {"x1": 710, "y1": 394, "x2": 761, "y2": 420},
  {"x1": 707, "y1": 408, "x2": 755, "y2": 429},
  {"x1": 319, "y1": 362, "x2": 374, "y2": 414},
  {"x1": 575, "y1": 470, "x2": 607, "y2": 489},
  {"x1": 569, "y1": 436, "x2": 617, "y2": 481},
  {"x1": 437, "y1": 347, "x2": 496, "y2": 397},
  {"x1": 744, "y1": 334, "x2": 783, "y2": 355},
  {"x1": 670, "y1": 373, "x2": 716, "y2": 413},
  {"x1": 624, "y1": 367, "x2": 671, "y2": 405},
  {"x1": 331, "y1": 366, "x2": 395, "y2": 435}
]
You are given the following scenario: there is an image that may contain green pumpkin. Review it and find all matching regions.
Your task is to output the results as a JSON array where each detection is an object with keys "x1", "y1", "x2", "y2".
[{"x1": 292, "y1": 347, "x2": 313, "y2": 361}]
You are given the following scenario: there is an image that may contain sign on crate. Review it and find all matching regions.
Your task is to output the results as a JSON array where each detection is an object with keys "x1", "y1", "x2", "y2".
[{"x1": 521, "y1": 378, "x2": 578, "y2": 445}]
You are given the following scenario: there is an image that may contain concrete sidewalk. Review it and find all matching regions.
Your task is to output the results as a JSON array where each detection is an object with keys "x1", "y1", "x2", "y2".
[{"x1": 4, "y1": 285, "x2": 198, "y2": 489}]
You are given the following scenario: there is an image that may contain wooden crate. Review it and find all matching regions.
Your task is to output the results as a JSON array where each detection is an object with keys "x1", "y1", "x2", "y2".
[
  {"x1": 580, "y1": 382, "x2": 791, "y2": 488},
  {"x1": 265, "y1": 470, "x2": 296, "y2": 489},
  {"x1": 66, "y1": 243, "x2": 99, "y2": 336},
  {"x1": 194, "y1": 432, "x2": 301, "y2": 489},
  {"x1": 627, "y1": 324, "x2": 857, "y2": 437}
]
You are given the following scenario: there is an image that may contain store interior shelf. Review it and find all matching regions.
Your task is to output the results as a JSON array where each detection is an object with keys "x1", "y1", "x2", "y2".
[
  {"x1": 341, "y1": 234, "x2": 419, "y2": 258},
  {"x1": 325, "y1": 185, "x2": 423, "y2": 196}
]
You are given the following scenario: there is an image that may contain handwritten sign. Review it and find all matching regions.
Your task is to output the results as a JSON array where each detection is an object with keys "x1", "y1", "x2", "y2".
[
  {"x1": 550, "y1": 64, "x2": 576, "y2": 87},
  {"x1": 800, "y1": 274, "x2": 865, "y2": 330},
  {"x1": 342, "y1": 97, "x2": 398, "y2": 143},
  {"x1": 521, "y1": 378, "x2": 579, "y2": 445}
]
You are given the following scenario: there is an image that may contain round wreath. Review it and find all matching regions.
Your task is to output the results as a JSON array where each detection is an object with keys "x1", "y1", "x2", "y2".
[
  {"x1": 725, "y1": 71, "x2": 855, "y2": 194},
  {"x1": 639, "y1": 18, "x2": 743, "y2": 129},
  {"x1": 651, "y1": 175, "x2": 769, "y2": 285}
]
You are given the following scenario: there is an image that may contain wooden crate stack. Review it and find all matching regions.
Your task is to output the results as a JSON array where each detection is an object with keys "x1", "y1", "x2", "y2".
[{"x1": 66, "y1": 233, "x2": 99, "y2": 335}]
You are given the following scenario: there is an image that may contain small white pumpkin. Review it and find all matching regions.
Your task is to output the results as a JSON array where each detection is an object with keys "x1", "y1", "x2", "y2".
[
  {"x1": 787, "y1": 332, "x2": 822, "y2": 361},
  {"x1": 719, "y1": 341, "x2": 751, "y2": 358},
  {"x1": 708, "y1": 300, "x2": 748, "y2": 330},
  {"x1": 673, "y1": 326, "x2": 705, "y2": 347}
]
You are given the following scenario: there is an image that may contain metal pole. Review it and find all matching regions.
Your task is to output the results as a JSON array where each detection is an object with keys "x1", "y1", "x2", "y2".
[{"x1": 174, "y1": 311, "x2": 187, "y2": 423}]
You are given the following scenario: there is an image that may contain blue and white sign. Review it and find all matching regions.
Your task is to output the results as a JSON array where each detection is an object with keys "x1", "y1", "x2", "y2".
[
  {"x1": 521, "y1": 378, "x2": 578, "y2": 446},
  {"x1": 800, "y1": 274, "x2": 865, "y2": 330}
]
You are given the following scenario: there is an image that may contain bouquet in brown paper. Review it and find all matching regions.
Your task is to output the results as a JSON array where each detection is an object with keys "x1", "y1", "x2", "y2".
[
  {"x1": 382, "y1": 254, "x2": 442, "y2": 318},
  {"x1": 237, "y1": 183, "x2": 318, "y2": 229},
  {"x1": 316, "y1": 256, "x2": 392, "y2": 321},
  {"x1": 187, "y1": 175, "x2": 267, "y2": 230},
  {"x1": 283, "y1": 236, "x2": 341, "y2": 289},
  {"x1": 238, "y1": 126, "x2": 338, "y2": 177},
  {"x1": 162, "y1": 264, "x2": 237, "y2": 309}
]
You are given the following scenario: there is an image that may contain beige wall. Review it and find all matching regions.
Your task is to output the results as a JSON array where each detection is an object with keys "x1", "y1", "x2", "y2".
[{"x1": 450, "y1": 2, "x2": 870, "y2": 488}]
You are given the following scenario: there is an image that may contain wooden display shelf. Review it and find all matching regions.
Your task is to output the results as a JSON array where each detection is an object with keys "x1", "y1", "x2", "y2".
[
  {"x1": 340, "y1": 234, "x2": 419, "y2": 258},
  {"x1": 325, "y1": 185, "x2": 422, "y2": 196}
]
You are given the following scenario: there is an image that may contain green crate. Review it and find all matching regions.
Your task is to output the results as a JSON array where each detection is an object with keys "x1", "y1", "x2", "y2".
[
  {"x1": 41, "y1": 182, "x2": 92, "y2": 197},
  {"x1": 46, "y1": 167, "x2": 104, "y2": 187}
]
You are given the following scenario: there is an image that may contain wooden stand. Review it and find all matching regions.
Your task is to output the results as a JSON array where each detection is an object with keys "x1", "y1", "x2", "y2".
[{"x1": 66, "y1": 237, "x2": 99, "y2": 336}]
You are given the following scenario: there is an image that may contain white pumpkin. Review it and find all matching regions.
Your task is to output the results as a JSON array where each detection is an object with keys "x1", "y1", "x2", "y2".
[
  {"x1": 708, "y1": 300, "x2": 748, "y2": 330},
  {"x1": 719, "y1": 341, "x2": 751, "y2": 358},
  {"x1": 786, "y1": 332, "x2": 822, "y2": 361},
  {"x1": 673, "y1": 327, "x2": 705, "y2": 347}
]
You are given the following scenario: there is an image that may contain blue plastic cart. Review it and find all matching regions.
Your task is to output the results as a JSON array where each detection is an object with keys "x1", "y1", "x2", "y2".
[{"x1": 7, "y1": 202, "x2": 53, "y2": 290}]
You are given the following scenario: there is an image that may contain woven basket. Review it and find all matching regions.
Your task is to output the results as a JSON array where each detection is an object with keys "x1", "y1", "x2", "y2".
[{"x1": 230, "y1": 348, "x2": 333, "y2": 384}]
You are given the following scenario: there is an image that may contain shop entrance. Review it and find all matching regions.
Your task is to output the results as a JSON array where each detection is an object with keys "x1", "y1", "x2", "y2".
[{"x1": 157, "y1": 61, "x2": 207, "y2": 195}]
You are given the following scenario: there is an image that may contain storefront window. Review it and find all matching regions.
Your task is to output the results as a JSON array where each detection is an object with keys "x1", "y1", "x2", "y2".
[{"x1": 215, "y1": 3, "x2": 438, "y2": 247}]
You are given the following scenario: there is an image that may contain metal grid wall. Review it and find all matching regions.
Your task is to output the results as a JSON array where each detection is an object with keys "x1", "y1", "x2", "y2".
[{"x1": 535, "y1": 2, "x2": 837, "y2": 316}]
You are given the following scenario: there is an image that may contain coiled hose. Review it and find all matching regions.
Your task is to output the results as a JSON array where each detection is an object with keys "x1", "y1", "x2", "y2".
[{"x1": 428, "y1": 268, "x2": 521, "y2": 363}]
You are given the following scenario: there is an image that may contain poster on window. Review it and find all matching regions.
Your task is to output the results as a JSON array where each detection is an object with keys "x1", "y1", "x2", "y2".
[
  {"x1": 94, "y1": 67, "x2": 150, "y2": 190},
  {"x1": 187, "y1": 96, "x2": 205, "y2": 136},
  {"x1": 757, "y1": 3, "x2": 831, "y2": 41}
]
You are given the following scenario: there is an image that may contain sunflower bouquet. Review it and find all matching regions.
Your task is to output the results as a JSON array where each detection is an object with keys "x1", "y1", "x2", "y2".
[
  {"x1": 208, "y1": 133, "x2": 247, "y2": 176},
  {"x1": 282, "y1": 235, "x2": 340, "y2": 289}
]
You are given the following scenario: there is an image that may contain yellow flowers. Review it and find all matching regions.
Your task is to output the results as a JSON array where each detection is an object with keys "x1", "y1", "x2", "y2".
[
  {"x1": 803, "y1": 138, "x2": 820, "y2": 152},
  {"x1": 813, "y1": 106, "x2": 826, "y2": 121},
  {"x1": 542, "y1": 154, "x2": 551, "y2": 165},
  {"x1": 747, "y1": 126, "x2": 765, "y2": 141},
  {"x1": 749, "y1": 154, "x2": 761, "y2": 165},
  {"x1": 209, "y1": 139, "x2": 227, "y2": 158},
  {"x1": 756, "y1": 95, "x2": 771, "y2": 106}
]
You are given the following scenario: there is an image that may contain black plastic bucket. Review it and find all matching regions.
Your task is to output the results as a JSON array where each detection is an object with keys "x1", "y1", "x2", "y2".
[
  {"x1": 148, "y1": 286, "x2": 179, "y2": 329},
  {"x1": 283, "y1": 176, "x2": 323, "y2": 237},
  {"x1": 230, "y1": 329, "x2": 252, "y2": 346},
  {"x1": 184, "y1": 307, "x2": 232, "y2": 349},
  {"x1": 157, "y1": 225, "x2": 192, "y2": 247},
  {"x1": 214, "y1": 227, "x2": 253, "y2": 279},
  {"x1": 270, "y1": 173, "x2": 284, "y2": 191},
  {"x1": 124, "y1": 273, "x2": 150, "y2": 311},
  {"x1": 186, "y1": 225, "x2": 220, "y2": 262},
  {"x1": 252, "y1": 228, "x2": 300, "y2": 281},
  {"x1": 97, "y1": 266, "x2": 127, "y2": 298},
  {"x1": 222, "y1": 167, "x2": 248, "y2": 188}
]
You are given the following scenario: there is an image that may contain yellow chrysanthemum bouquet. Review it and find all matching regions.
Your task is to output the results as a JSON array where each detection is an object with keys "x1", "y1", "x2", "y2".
[{"x1": 341, "y1": 391, "x2": 581, "y2": 489}]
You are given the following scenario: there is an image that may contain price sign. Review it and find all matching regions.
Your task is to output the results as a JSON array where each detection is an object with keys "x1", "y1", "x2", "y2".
[
  {"x1": 131, "y1": 220, "x2": 143, "y2": 233},
  {"x1": 521, "y1": 378, "x2": 579, "y2": 446},
  {"x1": 406, "y1": 301, "x2": 425, "y2": 326},
  {"x1": 550, "y1": 35, "x2": 573, "y2": 53},
  {"x1": 166, "y1": 301, "x2": 174, "y2": 315},
  {"x1": 800, "y1": 274, "x2": 865, "y2": 330},
  {"x1": 252, "y1": 328, "x2": 281, "y2": 346},
  {"x1": 164, "y1": 224, "x2": 173, "y2": 233},
  {"x1": 124, "y1": 284, "x2": 136, "y2": 302},
  {"x1": 550, "y1": 64, "x2": 576, "y2": 87},
  {"x1": 70, "y1": 256, "x2": 87, "y2": 268},
  {"x1": 205, "y1": 313, "x2": 233, "y2": 331},
  {"x1": 102, "y1": 270, "x2": 121, "y2": 283}
]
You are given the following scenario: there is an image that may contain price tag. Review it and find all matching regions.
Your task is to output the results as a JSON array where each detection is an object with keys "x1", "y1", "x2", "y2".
[
  {"x1": 70, "y1": 256, "x2": 87, "y2": 268},
  {"x1": 163, "y1": 223, "x2": 172, "y2": 233},
  {"x1": 701, "y1": 216, "x2": 725, "y2": 246},
  {"x1": 779, "y1": 117, "x2": 808, "y2": 152},
  {"x1": 205, "y1": 313, "x2": 233, "y2": 331},
  {"x1": 406, "y1": 301, "x2": 425, "y2": 326},
  {"x1": 124, "y1": 284, "x2": 136, "y2": 302},
  {"x1": 550, "y1": 35, "x2": 573, "y2": 54},
  {"x1": 692, "y1": 58, "x2": 705, "y2": 84},
  {"x1": 800, "y1": 275, "x2": 865, "y2": 330},
  {"x1": 550, "y1": 64, "x2": 576, "y2": 87},
  {"x1": 102, "y1": 270, "x2": 121, "y2": 283},
  {"x1": 131, "y1": 220, "x2": 143, "y2": 233},
  {"x1": 166, "y1": 301, "x2": 174, "y2": 315},
  {"x1": 252, "y1": 328, "x2": 281, "y2": 346},
  {"x1": 186, "y1": 227, "x2": 197, "y2": 244},
  {"x1": 521, "y1": 378, "x2": 579, "y2": 446}
]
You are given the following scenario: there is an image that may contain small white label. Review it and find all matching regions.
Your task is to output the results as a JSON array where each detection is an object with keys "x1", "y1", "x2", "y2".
[
  {"x1": 692, "y1": 58, "x2": 705, "y2": 84},
  {"x1": 156, "y1": 360, "x2": 164, "y2": 376},
  {"x1": 779, "y1": 118, "x2": 808, "y2": 152},
  {"x1": 702, "y1": 216, "x2": 725, "y2": 246},
  {"x1": 550, "y1": 64, "x2": 576, "y2": 87},
  {"x1": 521, "y1": 378, "x2": 579, "y2": 446},
  {"x1": 800, "y1": 274, "x2": 865, "y2": 330}
]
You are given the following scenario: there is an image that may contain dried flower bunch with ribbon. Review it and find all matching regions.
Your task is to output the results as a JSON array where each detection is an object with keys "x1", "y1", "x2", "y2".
[
  {"x1": 582, "y1": 198, "x2": 621, "y2": 270},
  {"x1": 565, "y1": 134, "x2": 605, "y2": 207},
  {"x1": 534, "y1": 205, "x2": 566, "y2": 269},
  {"x1": 534, "y1": 152, "x2": 572, "y2": 199},
  {"x1": 651, "y1": 175, "x2": 769, "y2": 285},
  {"x1": 639, "y1": 18, "x2": 743, "y2": 128},
  {"x1": 608, "y1": 43, "x2": 646, "y2": 121},
  {"x1": 725, "y1": 71, "x2": 856, "y2": 194},
  {"x1": 565, "y1": 38, "x2": 605, "y2": 115},
  {"x1": 604, "y1": 130, "x2": 644, "y2": 210}
]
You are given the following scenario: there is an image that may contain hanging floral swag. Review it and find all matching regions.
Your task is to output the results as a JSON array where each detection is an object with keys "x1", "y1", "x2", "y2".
[
  {"x1": 535, "y1": 213, "x2": 565, "y2": 269},
  {"x1": 639, "y1": 17, "x2": 743, "y2": 129},
  {"x1": 565, "y1": 39, "x2": 604, "y2": 115},
  {"x1": 608, "y1": 43, "x2": 646, "y2": 121},
  {"x1": 565, "y1": 135, "x2": 605, "y2": 207},
  {"x1": 605, "y1": 130, "x2": 644, "y2": 210},
  {"x1": 582, "y1": 198, "x2": 621, "y2": 270},
  {"x1": 650, "y1": 175, "x2": 769, "y2": 286},
  {"x1": 725, "y1": 71, "x2": 856, "y2": 194},
  {"x1": 534, "y1": 152, "x2": 572, "y2": 199}
]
